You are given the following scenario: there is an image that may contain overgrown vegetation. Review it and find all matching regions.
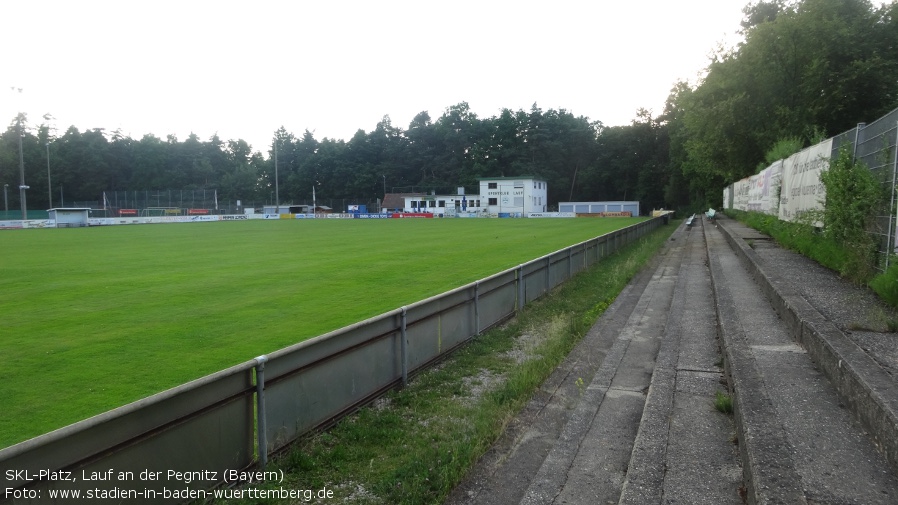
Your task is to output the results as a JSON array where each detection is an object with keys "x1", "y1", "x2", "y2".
[
  {"x1": 756, "y1": 137, "x2": 803, "y2": 173},
  {"x1": 210, "y1": 222, "x2": 677, "y2": 505},
  {"x1": 870, "y1": 267, "x2": 898, "y2": 308},
  {"x1": 819, "y1": 146, "x2": 884, "y2": 282},
  {"x1": 730, "y1": 145, "x2": 886, "y2": 287},
  {"x1": 672, "y1": 0, "x2": 898, "y2": 209},
  {"x1": 728, "y1": 210, "x2": 849, "y2": 276}
]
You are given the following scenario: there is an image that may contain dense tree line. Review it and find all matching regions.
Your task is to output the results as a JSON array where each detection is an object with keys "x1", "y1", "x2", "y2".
[
  {"x1": 3, "y1": 0, "x2": 897, "y2": 214},
  {"x1": 667, "y1": 0, "x2": 898, "y2": 206},
  {"x1": 1, "y1": 104, "x2": 667, "y2": 212}
]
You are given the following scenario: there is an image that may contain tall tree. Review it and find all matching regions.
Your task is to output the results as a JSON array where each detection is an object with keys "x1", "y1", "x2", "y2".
[{"x1": 667, "y1": 0, "x2": 898, "y2": 207}]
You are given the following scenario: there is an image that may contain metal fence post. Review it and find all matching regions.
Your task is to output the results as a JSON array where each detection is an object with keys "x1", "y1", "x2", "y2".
[
  {"x1": 853, "y1": 123, "x2": 866, "y2": 162},
  {"x1": 400, "y1": 307, "x2": 408, "y2": 387},
  {"x1": 517, "y1": 265, "x2": 525, "y2": 313},
  {"x1": 474, "y1": 282, "x2": 481, "y2": 336},
  {"x1": 569, "y1": 248, "x2": 573, "y2": 279},
  {"x1": 254, "y1": 355, "x2": 268, "y2": 467},
  {"x1": 545, "y1": 256, "x2": 551, "y2": 294},
  {"x1": 888, "y1": 121, "x2": 898, "y2": 270}
]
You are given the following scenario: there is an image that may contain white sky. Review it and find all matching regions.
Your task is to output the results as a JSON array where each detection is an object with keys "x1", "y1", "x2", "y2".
[{"x1": 3, "y1": 0, "x2": 750, "y2": 156}]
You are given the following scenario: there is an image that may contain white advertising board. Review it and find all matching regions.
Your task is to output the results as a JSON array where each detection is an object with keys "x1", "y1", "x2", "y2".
[
  {"x1": 747, "y1": 160, "x2": 782, "y2": 214},
  {"x1": 778, "y1": 139, "x2": 832, "y2": 226},
  {"x1": 527, "y1": 212, "x2": 576, "y2": 218}
]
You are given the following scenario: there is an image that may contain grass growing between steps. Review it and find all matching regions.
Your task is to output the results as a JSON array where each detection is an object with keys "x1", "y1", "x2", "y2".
[
  {"x1": 725, "y1": 210, "x2": 849, "y2": 277},
  {"x1": 210, "y1": 222, "x2": 679, "y2": 505},
  {"x1": 726, "y1": 209, "x2": 898, "y2": 310},
  {"x1": 714, "y1": 391, "x2": 734, "y2": 414}
]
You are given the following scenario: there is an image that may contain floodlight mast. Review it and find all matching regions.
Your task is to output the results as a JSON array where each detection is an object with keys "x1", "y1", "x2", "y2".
[
  {"x1": 10, "y1": 87, "x2": 28, "y2": 219},
  {"x1": 17, "y1": 113, "x2": 27, "y2": 220},
  {"x1": 46, "y1": 142, "x2": 52, "y2": 208},
  {"x1": 273, "y1": 137, "x2": 280, "y2": 214}
]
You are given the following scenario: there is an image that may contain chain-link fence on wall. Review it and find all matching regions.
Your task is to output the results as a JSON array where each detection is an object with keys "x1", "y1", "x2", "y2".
[
  {"x1": 831, "y1": 107, "x2": 898, "y2": 271},
  {"x1": 102, "y1": 190, "x2": 241, "y2": 214},
  {"x1": 97, "y1": 191, "x2": 379, "y2": 215}
]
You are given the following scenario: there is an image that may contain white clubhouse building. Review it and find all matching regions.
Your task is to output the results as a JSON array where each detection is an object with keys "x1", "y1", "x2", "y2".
[{"x1": 399, "y1": 177, "x2": 548, "y2": 217}]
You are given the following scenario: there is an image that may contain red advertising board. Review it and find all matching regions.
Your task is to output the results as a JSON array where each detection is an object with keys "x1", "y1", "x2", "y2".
[
  {"x1": 576, "y1": 212, "x2": 633, "y2": 218},
  {"x1": 390, "y1": 213, "x2": 433, "y2": 218},
  {"x1": 188, "y1": 209, "x2": 210, "y2": 215},
  {"x1": 119, "y1": 209, "x2": 137, "y2": 216}
]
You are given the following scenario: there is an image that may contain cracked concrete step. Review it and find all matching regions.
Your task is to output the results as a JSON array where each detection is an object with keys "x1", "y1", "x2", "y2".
[
  {"x1": 517, "y1": 221, "x2": 686, "y2": 505},
  {"x1": 443, "y1": 221, "x2": 683, "y2": 505},
  {"x1": 449, "y1": 213, "x2": 898, "y2": 505},
  {"x1": 706, "y1": 218, "x2": 898, "y2": 504},
  {"x1": 716, "y1": 215, "x2": 898, "y2": 474},
  {"x1": 620, "y1": 217, "x2": 742, "y2": 505}
]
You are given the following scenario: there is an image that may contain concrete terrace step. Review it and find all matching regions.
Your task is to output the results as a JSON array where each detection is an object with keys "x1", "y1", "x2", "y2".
[
  {"x1": 518, "y1": 226, "x2": 682, "y2": 505},
  {"x1": 714, "y1": 215, "x2": 898, "y2": 473},
  {"x1": 446, "y1": 215, "x2": 898, "y2": 505},
  {"x1": 619, "y1": 217, "x2": 740, "y2": 505},
  {"x1": 709, "y1": 215, "x2": 898, "y2": 503},
  {"x1": 622, "y1": 215, "x2": 898, "y2": 504},
  {"x1": 444, "y1": 216, "x2": 690, "y2": 505}
]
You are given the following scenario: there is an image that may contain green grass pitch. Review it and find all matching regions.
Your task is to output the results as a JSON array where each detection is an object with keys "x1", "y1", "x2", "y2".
[{"x1": 0, "y1": 217, "x2": 643, "y2": 448}]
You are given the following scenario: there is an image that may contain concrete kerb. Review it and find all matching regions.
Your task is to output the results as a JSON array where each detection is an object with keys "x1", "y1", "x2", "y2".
[
  {"x1": 716, "y1": 217, "x2": 898, "y2": 475},
  {"x1": 518, "y1": 257, "x2": 647, "y2": 504},
  {"x1": 517, "y1": 384, "x2": 609, "y2": 505},
  {"x1": 617, "y1": 368, "x2": 675, "y2": 504},
  {"x1": 617, "y1": 223, "x2": 688, "y2": 504},
  {"x1": 517, "y1": 220, "x2": 684, "y2": 505},
  {"x1": 705, "y1": 220, "x2": 807, "y2": 505}
]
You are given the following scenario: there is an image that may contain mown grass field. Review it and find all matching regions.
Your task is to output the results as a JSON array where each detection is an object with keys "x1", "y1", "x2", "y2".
[{"x1": 0, "y1": 217, "x2": 643, "y2": 448}]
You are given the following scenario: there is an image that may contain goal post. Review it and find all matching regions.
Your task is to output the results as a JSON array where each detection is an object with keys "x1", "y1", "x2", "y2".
[{"x1": 141, "y1": 207, "x2": 181, "y2": 217}]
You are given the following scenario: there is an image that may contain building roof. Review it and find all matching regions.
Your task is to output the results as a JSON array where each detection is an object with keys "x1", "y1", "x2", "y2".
[
  {"x1": 477, "y1": 176, "x2": 545, "y2": 182},
  {"x1": 382, "y1": 193, "x2": 423, "y2": 209}
]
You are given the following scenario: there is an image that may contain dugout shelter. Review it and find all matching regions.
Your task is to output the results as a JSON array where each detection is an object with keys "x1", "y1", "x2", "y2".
[
  {"x1": 558, "y1": 201, "x2": 640, "y2": 216},
  {"x1": 48, "y1": 208, "x2": 90, "y2": 228}
]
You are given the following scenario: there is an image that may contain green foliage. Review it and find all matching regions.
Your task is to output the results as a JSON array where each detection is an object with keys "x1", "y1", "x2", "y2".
[
  {"x1": 667, "y1": 0, "x2": 898, "y2": 201},
  {"x1": 2, "y1": 102, "x2": 668, "y2": 212},
  {"x1": 763, "y1": 137, "x2": 804, "y2": 168},
  {"x1": 730, "y1": 144, "x2": 886, "y2": 285},
  {"x1": 756, "y1": 136, "x2": 804, "y2": 173},
  {"x1": 870, "y1": 264, "x2": 898, "y2": 308},
  {"x1": 819, "y1": 146, "x2": 883, "y2": 282},
  {"x1": 714, "y1": 391, "x2": 734, "y2": 414},
  {"x1": 6, "y1": 0, "x2": 898, "y2": 219},
  {"x1": 729, "y1": 209, "x2": 848, "y2": 274},
  {"x1": 582, "y1": 298, "x2": 613, "y2": 327},
  {"x1": 582, "y1": 110, "x2": 670, "y2": 210}
]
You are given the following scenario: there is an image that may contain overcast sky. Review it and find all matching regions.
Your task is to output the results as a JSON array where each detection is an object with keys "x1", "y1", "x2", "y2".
[{"x1": 4, "y1": 0, "x2": 750, "y2": 155}]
